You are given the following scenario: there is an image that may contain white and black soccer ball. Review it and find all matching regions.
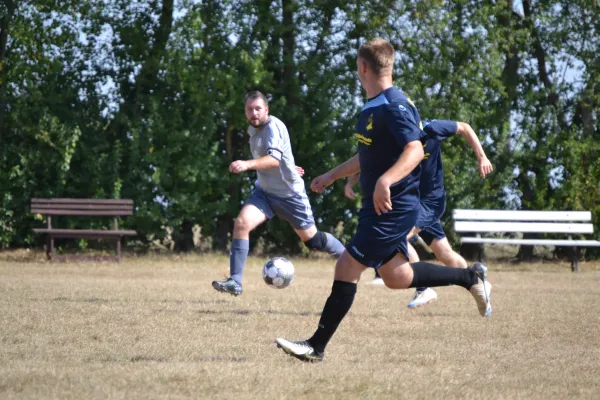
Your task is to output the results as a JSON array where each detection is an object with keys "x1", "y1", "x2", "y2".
[{"x1": 262, "y1": 257, "x2": 295, "y2": 289}]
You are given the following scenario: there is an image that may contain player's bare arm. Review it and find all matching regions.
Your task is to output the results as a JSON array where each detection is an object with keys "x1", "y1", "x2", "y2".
[
  {"x1": 229, "y1": 155, "x2": 280, "y2": 174},
  {"x1": 456, "y1": 122, "x2": 493, "y2": 179},
  {"x1": 344, "y1": 173, "x2": 360, "y2": 200},
  {"x1": 373, "y1": 140, "x2": 424, "y2": 215},
  {"x1": 311, "y1": 154, "x2": 360, "y2": 193}
]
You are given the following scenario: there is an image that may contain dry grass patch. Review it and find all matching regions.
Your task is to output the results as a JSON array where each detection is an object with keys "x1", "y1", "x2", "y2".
[{"x1": 0, "y1": 253, "x2": 599, "y2": 399}]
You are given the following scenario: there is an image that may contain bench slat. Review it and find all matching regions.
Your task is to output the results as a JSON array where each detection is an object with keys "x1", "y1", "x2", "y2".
[
  {"x1": 33, "y1": 229, "x2": 137, "y2": 239},
  {"x1": 454, "y1": 221, "x2": 594, "y2": 234},
  {"x1": 32, "y1": 203, "x2": 132, "y2": 209},
  {"x1": 31, "y1": 209, "x2": 133, "y2": 216},
  {"x1": 32, "y1": 204, "x2": 133, "y2": 212},
  {"x1": 460, "y1": 237, "x2": 600, "y2": 247},
  {"x1": 32, "y1": 198, "x2": 133, "y2": 205},
  {"x1": 453, "y1": 209, "x2": 591, "y2": 222}
]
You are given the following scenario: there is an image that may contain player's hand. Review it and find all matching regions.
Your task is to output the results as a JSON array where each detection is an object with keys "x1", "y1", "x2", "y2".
[
  {"x1": 311, "y1": 172, "x2": 335, "y2": 193},
  {"x1": 373, "y1": 178, "x2": 393, "y2": 216},
  {"x1": 229, "y1": 160, "x2": 250, "y2": 174},
  {"x1": 295, "y1": 166, "x2": 305, "y2": 177},
  {"x1": 344, "y1": 182, "x2": 356, "y2": 200},
  {"x1": 478, "y1": 157, "x2": 493, "y2": 179}
]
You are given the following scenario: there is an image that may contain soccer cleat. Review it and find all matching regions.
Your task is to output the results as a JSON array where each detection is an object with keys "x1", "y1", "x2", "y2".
[
  {"x1": 275, "y1": 338, "x2": 324, "y2": 362},
  {"x1": 407, "y1": 287, "x2": 438, "y2": 308},
  {"x1": 468, "y1": 262, "x2": 492, "y2": 317},
  {"x1": 367, "y1": 277, "x2": 385, "y2": 286},
  {"x1": 212, "y1": 278, "x2": 243, "y2": 296}
]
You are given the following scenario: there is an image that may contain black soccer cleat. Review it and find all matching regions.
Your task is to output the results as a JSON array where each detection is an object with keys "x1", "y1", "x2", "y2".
[
  {"x1": 212, "y1": 278, "x2": 243, "y2": 296},
  {"x1": 275, "y1": 338, "x2": 324, "y2": 362}
]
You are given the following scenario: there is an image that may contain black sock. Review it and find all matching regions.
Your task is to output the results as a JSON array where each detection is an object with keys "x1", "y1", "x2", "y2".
[
  {"x1": 308, "y1": 280, "x2": 357, "y2": 354},
  {"x1": 410, "y1": 262, "x2": 476, "y2": 289}
]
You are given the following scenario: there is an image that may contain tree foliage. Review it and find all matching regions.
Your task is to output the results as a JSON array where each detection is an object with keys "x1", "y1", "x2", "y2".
[{"x1": 1, "y1": 0, "x2": 598, "y2": 259}]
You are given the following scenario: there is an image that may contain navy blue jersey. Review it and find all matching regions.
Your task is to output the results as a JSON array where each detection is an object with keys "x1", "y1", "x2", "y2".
[
  {"x1": 420, "y1": 119, "x2": 458, "y2": 199},
  {"x1": 355, "y1": 87, "x2": 426, "y2": 209}
]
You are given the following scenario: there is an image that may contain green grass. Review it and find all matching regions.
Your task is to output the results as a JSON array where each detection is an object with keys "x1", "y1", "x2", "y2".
[{"x1": 0, "y1": 252, "x2": 599, "y2": 399}]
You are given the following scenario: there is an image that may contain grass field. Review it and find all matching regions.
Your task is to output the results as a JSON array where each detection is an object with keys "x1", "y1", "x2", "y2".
[{"x1": 1, "y1": 252, "x2": 599, "y2": 399}]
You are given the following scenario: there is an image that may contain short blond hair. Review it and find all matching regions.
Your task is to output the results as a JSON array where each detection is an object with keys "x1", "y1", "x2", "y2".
[{"x1": 357, "y1": 38, "x2": 395, "y2": 76}]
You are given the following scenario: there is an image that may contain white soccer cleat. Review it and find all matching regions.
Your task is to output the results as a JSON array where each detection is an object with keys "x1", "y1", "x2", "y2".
[
  {"x1": 275, "y1": 338, "x2": 323, "y2": 362},
  {"x1": 468, "y1": 262, "x2": 492, "y2": 317},
  {"x1": 367, "y1": 277, "x2": 385, "y2": 286},
  {"x1": 470, "y1": 280, "x2": 492, "y2": 317},
  {"x1": 407, "y1": 287, "x2": 438, "y2": 308}
]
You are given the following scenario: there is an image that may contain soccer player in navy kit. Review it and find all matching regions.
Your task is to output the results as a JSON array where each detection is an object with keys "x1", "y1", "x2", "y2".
[
  {"x1": 275, "y1": 39, "x2": 492, "y2": 362},
  {"x1": 406, "y1": 119, "x2": 493, "y2": 306},
  {"x1": 211, "y1": 91, "x2": 345, "y2": 296},
  {"x1": 345, "y1": 119, "x2": 493, "y2": 307}
]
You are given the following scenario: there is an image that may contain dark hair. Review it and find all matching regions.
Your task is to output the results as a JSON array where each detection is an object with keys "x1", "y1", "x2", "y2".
[
  {"x1": 357, "y1": 38, "x2": 395, "y2": 76},
  {"x1": 245, "y1": 90, "x2": 269, "y2": 106}
]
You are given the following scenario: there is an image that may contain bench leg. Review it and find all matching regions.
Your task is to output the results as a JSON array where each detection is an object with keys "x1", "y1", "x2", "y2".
[
  {"x1": 571, "y1": 246, "x2": 579, "y2": 272},
  {"x1": 477, "y1": 245, "x2": 485, "y2": 263},
  {"x1": 116, "y1": 238, "x2": 121, "y2": 262},
  {"x1": 46, "y1": 235, "x2": 54, "y2": 261}
]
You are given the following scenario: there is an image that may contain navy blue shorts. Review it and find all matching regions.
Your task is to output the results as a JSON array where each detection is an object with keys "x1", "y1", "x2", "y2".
[
  {"x1": 347, "y1": 205, "x2": 419, "y2": 269},
  {"x1": 244, "y1": 188, "x2": 315, "y2": 230},
  {"x1": 415, "y1": 196, "x2": 446, "y2": 246}
]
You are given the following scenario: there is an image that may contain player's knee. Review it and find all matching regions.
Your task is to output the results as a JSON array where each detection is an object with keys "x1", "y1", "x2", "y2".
[
  {"x1": 438, "y1": 252, "x2": 456, "y2": 266},
  {"x1": 304, "y1": 231, "x2": 328, "y2": 251},
  {"x1": 383, "y1": 280, "x2": 400, "y2": 289},
  {"x1": 432, "y1": 241, "x2": 459, "y2": 266},
  {"x1": 382, "y1": 278, "x2": 410, "y2": 290},
  {"x1": 432, "y1": 246, "x2": 451, "y2": 262},
  {"x1": 234, "y1": 216, "x2": 252, "y2": 233},
  {"x1": 379, "y1": 265, "x2": 412, "y2": 289}
]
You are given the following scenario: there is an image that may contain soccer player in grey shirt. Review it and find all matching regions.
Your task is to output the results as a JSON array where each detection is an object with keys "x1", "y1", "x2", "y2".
[{"x1": 212, "y1": 90, "x2": 345, "y2": 296}]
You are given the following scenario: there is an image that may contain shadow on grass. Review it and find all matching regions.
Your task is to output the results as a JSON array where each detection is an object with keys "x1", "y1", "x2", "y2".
[
  {"x1": 197, "y1": 308, "x2": 321, "y2": 317},
  {"x1": 412, "y1": 311, "x2": 459, "y2": 318},
  {"x1": 47, "y1": 297, "x2": 229, "y2": 304},
  {"x1": 97, "y1": 355, "x2": 249, "y2": 364}
]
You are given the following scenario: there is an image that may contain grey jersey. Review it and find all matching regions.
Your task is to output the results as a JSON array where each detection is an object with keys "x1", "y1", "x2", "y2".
[{"x1": 248, "y1": 116, "x2": 305, "y2": 198}]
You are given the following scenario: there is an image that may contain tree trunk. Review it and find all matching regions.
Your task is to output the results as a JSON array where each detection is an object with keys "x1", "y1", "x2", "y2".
[
  {"x1": 281, "y1": 0, "x2": 297, "y2": 106},
  {"x1": 106, "y1": 0, "x2": 174, "y2": 194},
  {"x1": 215, "y1": 120, "x2": 242, "y2": 252},
  {"x1": 0, "y1": 0, "x2": 16, "y2": 137},
  {"x1": 516, "y1": 170, "x2": 536, "y2": 261},
  {"x1": 215, "y1": 216, "x2": 232, "y2": 252},
  {"x1": 522, "y1": 0, "x2": 568, "y2": 131},
  {"x1": 174, "y1": 219, "x2": 194, "y2": 252},
  {"x1": 497, "y1": 1, "x2": 523, "y2": 262},
  {"x1": 516, "y1": 235, "x2": 535, "y2": 261}
]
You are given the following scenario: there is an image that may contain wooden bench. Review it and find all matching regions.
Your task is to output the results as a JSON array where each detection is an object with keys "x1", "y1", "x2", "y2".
[
  {"x1": 453, "y1": 209, "x2": 600, "y2": 272},
  {"x1": 31, "y1": 199, "x2": 137, "y2": 261}
]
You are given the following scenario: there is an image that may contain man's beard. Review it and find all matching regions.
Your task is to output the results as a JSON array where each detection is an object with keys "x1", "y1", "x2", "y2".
[{"x1": 249, "y1": 117, "x2": 266, "y2": 127}]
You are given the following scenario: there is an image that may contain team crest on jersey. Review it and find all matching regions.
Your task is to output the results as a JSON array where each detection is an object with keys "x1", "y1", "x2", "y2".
[
  {"x1": 423, "y1": 142, "x2": 430, "y2": 159},
  {"x1": 366, "y1": 114, "x2": 373, "y2": 131},
  {"x1": 355, "y1": 133, "x2": 372, "y2": 146}
]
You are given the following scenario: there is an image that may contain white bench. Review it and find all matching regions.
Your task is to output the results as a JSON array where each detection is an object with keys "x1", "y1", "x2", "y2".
[{"x1": 453, "y1": 209, "x2": 600, "y2": 272}]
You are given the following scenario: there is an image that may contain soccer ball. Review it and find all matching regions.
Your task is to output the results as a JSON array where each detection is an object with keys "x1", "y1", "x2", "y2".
[{"x1": 262, "y1": 257, "x2": 295, "y2": 289}]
